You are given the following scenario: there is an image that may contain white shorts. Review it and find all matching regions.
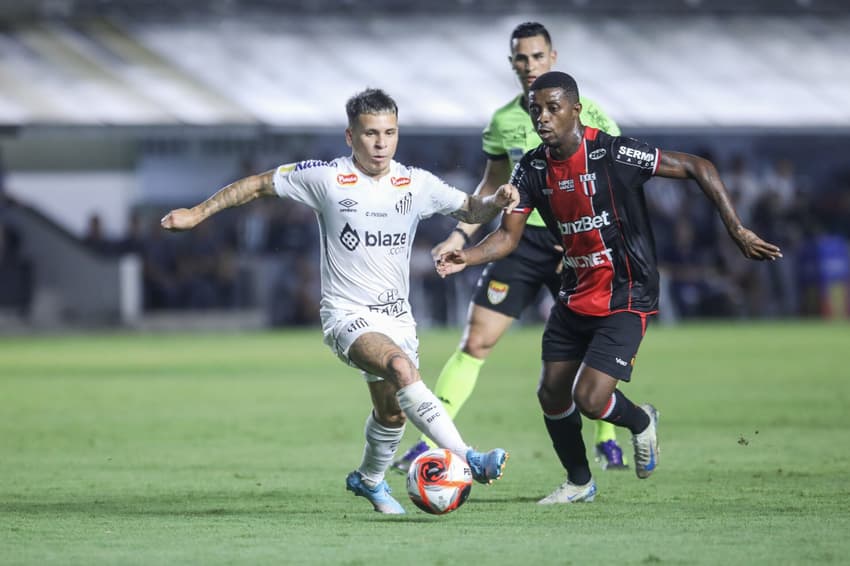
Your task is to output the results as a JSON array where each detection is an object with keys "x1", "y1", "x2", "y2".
[{"x1": 323, "y1": 310, "x2": 419, "y2": 382}]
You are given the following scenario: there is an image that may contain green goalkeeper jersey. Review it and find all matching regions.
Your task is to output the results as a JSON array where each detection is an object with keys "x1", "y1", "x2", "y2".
[{"x1": 482, "y1": 94, "x2": 620, "y2": 227}]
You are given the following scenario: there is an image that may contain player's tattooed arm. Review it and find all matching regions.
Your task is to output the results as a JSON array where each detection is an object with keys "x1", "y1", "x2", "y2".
[
  {"x1": 450, "y1": 183, "x2": 520, "y2": 224},
  {"x1": 451, "y1": 158, "x2": 513, "y2": 233},
  {"x1": 656, "y1": 151, "x2": 782, "y2": 261},
  {"x1": 161, "y1": 170, "x2": 276, "y2": 231}
]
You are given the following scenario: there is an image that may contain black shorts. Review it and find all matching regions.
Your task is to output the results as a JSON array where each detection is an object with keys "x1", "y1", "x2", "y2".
[
  {"x1": 542, "y1": 301, "x2": 650, "y2": 381},
  {"x1": 472, "y1": 226, "x2": 562, "y2": 318}
]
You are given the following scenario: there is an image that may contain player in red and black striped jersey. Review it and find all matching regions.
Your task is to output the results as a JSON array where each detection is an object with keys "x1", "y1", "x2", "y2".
[{"x1": 436, "y1": 72, "x2": 781, "y2": 503}]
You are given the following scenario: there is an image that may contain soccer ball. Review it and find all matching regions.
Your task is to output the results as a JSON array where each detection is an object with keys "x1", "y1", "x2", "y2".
[{"x1": 406, "y1": 448, "x2": 473, "y2": 515}]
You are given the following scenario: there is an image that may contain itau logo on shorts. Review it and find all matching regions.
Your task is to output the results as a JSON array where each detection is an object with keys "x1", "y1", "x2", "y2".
[
  {"x1": 395, "y1": 192, "x2": 412, "y2": 215},
  {"x1": 339, "y1": 222, "x2": 360, "y2": 251}
]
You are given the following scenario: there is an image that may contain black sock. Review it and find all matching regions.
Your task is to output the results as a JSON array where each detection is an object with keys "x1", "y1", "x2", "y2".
[
  {"x1": 601, "y1": 390, "x2": 650, "y2": 434},
  {"x1": 543, "y1": 410, "x2": 591, "y2": 485}
]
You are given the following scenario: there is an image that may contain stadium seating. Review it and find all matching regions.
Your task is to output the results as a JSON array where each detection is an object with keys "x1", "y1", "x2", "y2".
[{"x1": 0, "y1": 13, "x2": 847, "y2": 128}]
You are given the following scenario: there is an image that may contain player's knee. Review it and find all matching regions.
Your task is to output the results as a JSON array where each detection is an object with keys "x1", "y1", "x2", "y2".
[
  {"x1": 573, "y1": 390, "x2": 606, "y2": 419},
  {"x1": 461, "y1": 334, "x2": 495, "y2": 359},
  {"x1": 386, "y1": 353, "x2": 418, "y2": 387},
  {"x1": 536, "y1": 382, "x2": 561, "y2": 413}
]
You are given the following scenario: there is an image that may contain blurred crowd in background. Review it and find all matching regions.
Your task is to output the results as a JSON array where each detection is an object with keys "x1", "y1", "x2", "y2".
[{"x1": 4, "y1": 142, "x2": 848, "y2": 327}]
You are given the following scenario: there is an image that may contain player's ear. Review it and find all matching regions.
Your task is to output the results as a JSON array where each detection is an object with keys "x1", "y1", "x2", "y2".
[
  {"x1": 550, "y1": 49, "x2": 558, "y2": 64},
  {"x1": 344, "y1": 127, "x2": 353, "y2": 148}
]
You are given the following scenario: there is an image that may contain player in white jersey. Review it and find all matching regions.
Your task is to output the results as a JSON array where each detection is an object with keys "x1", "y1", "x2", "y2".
[{"x1": 161, "y1": 88, "x2": 516, "y2": 514}]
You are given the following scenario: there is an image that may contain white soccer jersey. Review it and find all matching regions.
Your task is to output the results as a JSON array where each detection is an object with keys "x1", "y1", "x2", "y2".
[{"x1": 272, "y1": 155, "x2": 467, "y2": 327}]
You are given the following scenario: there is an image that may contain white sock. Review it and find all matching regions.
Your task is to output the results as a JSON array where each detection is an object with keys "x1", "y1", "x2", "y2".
[
  {"x1": 357, "y1": 412, "x2": 405, "y2": 487},
  {"x1": 396, "y1": 381, "x2": 469, "y2": 457}
]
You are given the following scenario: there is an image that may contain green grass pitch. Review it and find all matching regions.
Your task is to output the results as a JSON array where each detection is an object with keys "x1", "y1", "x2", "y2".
[{"x1": 2, "y1": 321, "x2": 849, "y2": 565}]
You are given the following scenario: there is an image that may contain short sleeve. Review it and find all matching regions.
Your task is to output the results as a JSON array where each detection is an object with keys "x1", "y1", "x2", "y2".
[
  {"x1": 509, "y1": 161, "x2": 535, "y2": 216},
  {"x1": 415, "y1": 169, "x2": 467, "y2": 219},
  {"x1": 611, "y1": 137, "x2": 661, "y2": 189},
  {"x1": 272, "y1": 160, "x2": 330, "y2": 210},
  {"x1": 482, "y1": 114, "x2": 506, "y2": 158},
  {"x1": 580, "y1": 96, "x2": 621, "y2": 137}
]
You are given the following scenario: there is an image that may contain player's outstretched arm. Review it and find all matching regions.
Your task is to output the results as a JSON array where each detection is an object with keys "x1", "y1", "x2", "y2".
[
  {"x1": 432, "y1": 158, "x2": 513, "y2": 259},
  {"x1": 450, "y1": 183, "x2": 519, "y2": 225},
  {"x1": 436, "y1": 209, "x2": 527, "y2": 278},
  {"x1": 161, "y1": 170, "x2": 276, "y2": 231},
  {"x1": 655, "y1": 151, "x2": 783, "y2": 261}
]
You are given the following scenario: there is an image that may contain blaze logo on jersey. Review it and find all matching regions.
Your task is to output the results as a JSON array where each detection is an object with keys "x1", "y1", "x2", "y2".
[
  {"x1": 580, "y1": 173, "x2": 597, "y2": 197},
  {"x1": 391, "y1": 176, "x2": 411, "y2": 187},
  {"x1": 339, "y1": 223, "x2": 408, "y2": 253},
  {"x1": 337, "y1": 173, "x2": 358, "y2": 186},
  {"x1": 395, "y1": 192, "x2": 412, "y2": 215},
  {"x1": 339, "y1": 222, "x2": 360, "y2": 251},
  {"x1": 487, "y1": 281, "x2": 509, "y2": 305}
]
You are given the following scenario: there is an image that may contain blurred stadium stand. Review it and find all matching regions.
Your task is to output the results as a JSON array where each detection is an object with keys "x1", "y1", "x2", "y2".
[
  {"x1": 4, "y1": 202, "x2": 141, "y2": 324},
  {"x1": 0, "y1": 0, "x2": 848, "y2": 330},
  {"x1": 0, "y1": 11, "x2": 848, "y2": 128}
]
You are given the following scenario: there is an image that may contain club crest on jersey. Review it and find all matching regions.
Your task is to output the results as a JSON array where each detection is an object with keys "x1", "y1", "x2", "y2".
[
  {"x1": 580, "y1": 173, "x2": 597, "y2": 197},
  {"x1": 558, "y1": 179, "x2": 575, "y2": 192},
  {"x1": 395, "y1": 192, "x2": 412, "y2": 215},
  {"x1": 337, "y1": 173, "x2": 358, "y2": 186},
  {"x1": 589, "y1": 148, "x2": 607, "y2": 160},
  {"x1": 487, "y1": 280, "x2": 509, "y2": 305},
  {"x1": 391, "y1": 176, "x2": 411, "y2": 187}
]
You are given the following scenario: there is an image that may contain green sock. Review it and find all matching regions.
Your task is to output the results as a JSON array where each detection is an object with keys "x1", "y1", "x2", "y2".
[
  {"x1": 594, "y1": 419, "x2": 617, "y2": 444},
  {"x1": 420, "y1": 350, "x2": 484, "y2": 447}
]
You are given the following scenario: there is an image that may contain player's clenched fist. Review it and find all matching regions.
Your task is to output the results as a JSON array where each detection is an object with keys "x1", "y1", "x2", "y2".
[
  {"x1": 493, "y1": 183, "x2": 520, "y2": 212},
  {"x1": 161, "y1": 208, "x2": 201, "y2": 231}
]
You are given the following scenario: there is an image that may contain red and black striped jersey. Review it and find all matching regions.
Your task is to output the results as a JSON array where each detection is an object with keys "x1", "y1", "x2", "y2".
[{"x1": 510, "y1": 127, "x2": 661, "y2": 317}]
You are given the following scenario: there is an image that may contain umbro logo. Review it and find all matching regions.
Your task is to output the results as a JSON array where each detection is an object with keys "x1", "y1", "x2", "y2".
[{"x1": 338, "y1": 198, "x2": 358, "y2": 212}]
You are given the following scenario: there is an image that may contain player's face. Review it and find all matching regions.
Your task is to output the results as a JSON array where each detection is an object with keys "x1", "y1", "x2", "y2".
[
  {"x1": 346, "y1": 111, "x2": 399, "y2": 178},
  {"x1": 509, "y1": 35, "x2": 557, "y2": 94},
  {"x1": 528, "y1": 87, "x2": 581, "y2": 148}
]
